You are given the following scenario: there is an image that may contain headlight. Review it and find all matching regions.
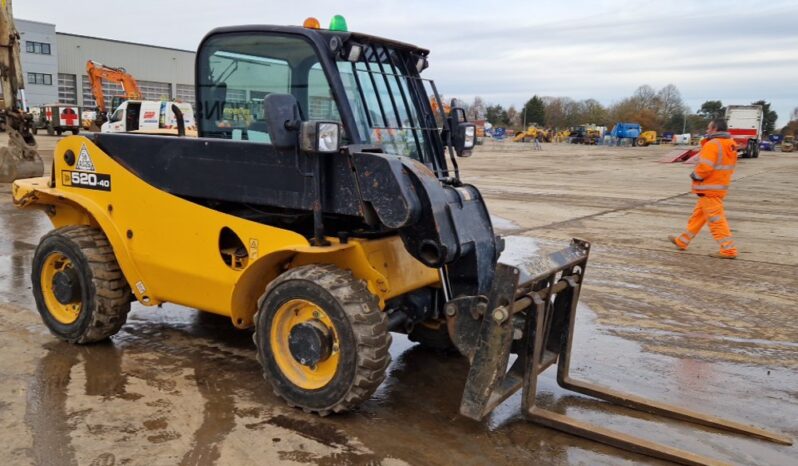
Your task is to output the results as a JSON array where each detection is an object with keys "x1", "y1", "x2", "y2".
[
  {"x1": 317, "y1": 122, "x2": 340, "y2": 152},
  {"x1": 299, "y1": 120, "x2": 342, "y2": 153},
  {"x1": 464, "y1": 125, "x2": 476, "y2": 149}
]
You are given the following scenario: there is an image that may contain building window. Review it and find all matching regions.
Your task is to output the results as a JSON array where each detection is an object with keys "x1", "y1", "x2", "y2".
[
  {"x1": 138, "y1": 80, "x2": 172, "y2": 101},
  {"x1": 58, "y1": 74, "x2": 78, "y2": 105},
  {"x1": 27, "y1": 72, "x2": 53, "y2": 86},
  {"x1": 175, "y1": 84, "x2": 195, "y2": 106},
  {"x1": 25, "y1": 41, "x2": 52, "y2": 55}
]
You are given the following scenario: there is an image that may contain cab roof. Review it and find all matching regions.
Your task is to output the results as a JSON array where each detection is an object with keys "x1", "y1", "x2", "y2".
[{"x1": 202, "y1": 24, "x2": 430, "y2": 57}]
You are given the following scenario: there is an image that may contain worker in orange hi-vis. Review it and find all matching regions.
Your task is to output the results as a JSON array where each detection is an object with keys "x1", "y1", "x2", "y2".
[{"x1": 669, "y1": 119, "x2": 739, "y2": 258}]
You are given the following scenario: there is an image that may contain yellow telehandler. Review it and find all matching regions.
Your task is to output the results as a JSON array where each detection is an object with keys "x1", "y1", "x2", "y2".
[
  {"x1": 11, "y1": 17, "x2": 791, "y2": 464},
  {"x1": 635, "y1": 130, "x2": 658, "y2": 147}
]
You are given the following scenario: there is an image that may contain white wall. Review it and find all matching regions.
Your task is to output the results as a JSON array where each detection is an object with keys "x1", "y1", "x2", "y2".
[{"x1": 17, "y1": 19, "x2": 59, "y2": 107}]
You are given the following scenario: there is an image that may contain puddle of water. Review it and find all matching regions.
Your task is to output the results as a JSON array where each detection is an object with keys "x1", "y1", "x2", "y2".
[
  {"x1": 498, "y1": 235, "x2": 540, "y2": 266},
  {"x1": 490, "y1": 214, "x2": 521, "y2": 233}
]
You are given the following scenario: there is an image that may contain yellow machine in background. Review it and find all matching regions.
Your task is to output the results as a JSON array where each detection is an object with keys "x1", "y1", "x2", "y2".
[
  {"x1": 512, "y1": 126, "x2": 550, "y2": 142},
  {"x1": 781, "y1": 135, "x2": 795, "y2": 152},
  {"x1": 635, "y1": 130, "x2": 658, "y2": 147}
]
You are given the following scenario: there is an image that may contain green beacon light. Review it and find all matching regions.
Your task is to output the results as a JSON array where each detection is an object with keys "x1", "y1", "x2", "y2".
[{"x1": 329, "y1": 15, "x2": 348, "y2": 32}]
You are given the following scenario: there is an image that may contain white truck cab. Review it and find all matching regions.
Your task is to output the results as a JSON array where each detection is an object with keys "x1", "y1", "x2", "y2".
[
  {"x1": 725, "y1": 105, "x2": 763, "y2": 158},
  {"x1": 101, "y1": 100, "x2": 195, "y2": 134}
]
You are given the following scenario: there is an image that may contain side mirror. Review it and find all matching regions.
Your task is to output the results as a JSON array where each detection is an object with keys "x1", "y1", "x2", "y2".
[
  {"x1": 300, "y1": 120, "x2": 341, "y2": 153},
  {"x1": 263, "y1": 93, "x2": 301, "y2": 150},
  {"x1": 453, "y1": 122, "x2": 477, "y2": 157}
]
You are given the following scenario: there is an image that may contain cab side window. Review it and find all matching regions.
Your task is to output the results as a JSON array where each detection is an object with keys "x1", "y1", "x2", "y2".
[{"x1": 198, "y1": 34, "x2": 341, "y2": 143}]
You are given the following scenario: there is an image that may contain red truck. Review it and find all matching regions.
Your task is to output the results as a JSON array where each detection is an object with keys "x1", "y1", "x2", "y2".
[{"x1": 725, "y1": 105, "x2": 763, "y2": 158}]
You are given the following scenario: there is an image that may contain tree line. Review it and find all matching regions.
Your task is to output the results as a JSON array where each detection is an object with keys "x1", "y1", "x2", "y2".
[{"x1": 456, "y1": 84, "x2": 782, "y2": 135}]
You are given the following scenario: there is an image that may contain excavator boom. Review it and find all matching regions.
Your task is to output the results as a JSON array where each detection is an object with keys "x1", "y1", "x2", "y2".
[
  {"x1": 0, "y1": 0, "x2": 42, "y2": 182},
  {"x1": 85, "y1": 60, "x2": 142, "y2": 115}
]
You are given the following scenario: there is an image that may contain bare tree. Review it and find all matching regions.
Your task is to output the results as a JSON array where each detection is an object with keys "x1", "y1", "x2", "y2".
[
  {"x1": 656, "y1": 84, "x2": 686, "y2": 122},
  {"x1": 471, "y1": 96, "x2": 486, "y2": 120}
]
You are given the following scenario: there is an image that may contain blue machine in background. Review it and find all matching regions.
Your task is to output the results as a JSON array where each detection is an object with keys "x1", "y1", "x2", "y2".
[{"x1": 610, "y1": 122, "x2": 642, "y2": 145}]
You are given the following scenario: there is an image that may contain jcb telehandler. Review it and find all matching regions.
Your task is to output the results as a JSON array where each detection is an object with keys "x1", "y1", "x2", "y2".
[{"x1": 12, "y1": 17, "x2": 790, "y2": 464}]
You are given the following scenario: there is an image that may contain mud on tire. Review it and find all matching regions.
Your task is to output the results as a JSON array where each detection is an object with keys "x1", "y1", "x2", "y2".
[
  {"x1": 253, "y1": 264, "x2": 391, "y2": 415},
  {"x1": 31, "y1": 226, "x2": 131, "y2": 343}
]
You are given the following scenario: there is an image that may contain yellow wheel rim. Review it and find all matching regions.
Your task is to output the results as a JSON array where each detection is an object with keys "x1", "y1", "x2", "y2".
[
  {"x1": 270, "y1": 299, "x2": 340, "y2": 390},
  {"x1": 40, "y1": 252, "x2": 82, "y2": 324}
]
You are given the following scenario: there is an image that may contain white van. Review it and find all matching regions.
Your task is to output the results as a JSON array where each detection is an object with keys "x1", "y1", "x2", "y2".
[{"x1": 101, "y1": 100, "x2": 195, "y2": 134}]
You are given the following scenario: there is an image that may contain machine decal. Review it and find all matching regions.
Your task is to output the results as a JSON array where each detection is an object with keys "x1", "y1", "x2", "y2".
[
  {"x1": 76, "y1": 144, "x2": 96, "y2": 171},
  {"x1": 248, "y1": 238, "x2": 259, "y2": 259},
  {"x1": 62, "y1": 170, "x2": 111, "y2": 191},
  {"x1": 60, "y1": 107, "x2": 79, "y2": 127}
]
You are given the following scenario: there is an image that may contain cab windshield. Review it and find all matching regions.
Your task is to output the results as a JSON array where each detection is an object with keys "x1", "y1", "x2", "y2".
[{"x1": 336, "y1": 43, "x2": 440, "y2": 162}]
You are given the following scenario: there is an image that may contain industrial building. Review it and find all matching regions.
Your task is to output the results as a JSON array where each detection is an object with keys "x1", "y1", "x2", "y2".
[{"x1": 17, "y1": 19, "x2": 196, "y2": 110}]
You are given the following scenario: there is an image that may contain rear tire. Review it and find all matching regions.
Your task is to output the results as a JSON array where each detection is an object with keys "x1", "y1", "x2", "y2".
[
  {"x1": 31, "y1": 226, "x2": 131, "y2": 344},
  {"x1": 56, "y1": 129, "x2": 63, "y2": 136},
  {"x1": 743, "y1": 140, "x2": 754, "y2": 158},
  {"x1": 253, "y1": 264, "x2": 391, "y2": 415},
  {"x1": 71, "y1": 128, "x2": 80, "y2": 135}
]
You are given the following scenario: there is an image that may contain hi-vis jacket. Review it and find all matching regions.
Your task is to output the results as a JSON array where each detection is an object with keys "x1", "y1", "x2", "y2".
[{"x1": 690, "y1": 132, "x2": 737, "y2": 198}]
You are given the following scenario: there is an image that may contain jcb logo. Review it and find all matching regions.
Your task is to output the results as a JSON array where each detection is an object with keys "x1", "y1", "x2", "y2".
[{"x1": 61, "y1": 170, "x2": 112, "y2": 191}]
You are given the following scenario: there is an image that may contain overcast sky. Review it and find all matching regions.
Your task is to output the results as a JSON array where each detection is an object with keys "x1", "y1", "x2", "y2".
[{"x1": 17, "y1": 0, "x2": 798, "y2": 126}]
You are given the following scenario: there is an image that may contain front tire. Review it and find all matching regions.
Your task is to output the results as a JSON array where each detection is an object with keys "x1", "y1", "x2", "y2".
[
  {"x1": 253, "y1": 264, "x2": 391, "y2": 415},
  {"x1": 31, "y1": 226, "x2": 131, "y2": 344}
]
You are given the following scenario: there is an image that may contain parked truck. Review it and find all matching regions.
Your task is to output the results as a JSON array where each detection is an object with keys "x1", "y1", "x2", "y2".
[
  {"x1": 725, "y1": 105, "x2": 763, "y2": 158},
  {"x1": 101, "y1": 100, "x2": 195, "y2": 135},
  {"x1": 31, "y1": 104, "x2": 81, "y2": 136}
]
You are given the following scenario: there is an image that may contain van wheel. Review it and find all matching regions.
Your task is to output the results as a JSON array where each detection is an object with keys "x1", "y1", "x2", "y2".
[
  {"x1": 71, "y1": 129, "x2": 80, "y2": 135},
  {"x1": 56, "y1": 129, "x2": 63, "y2": 136},
  {"x1": 31, "y1": 226, "x2": 132, "y2": 344}
]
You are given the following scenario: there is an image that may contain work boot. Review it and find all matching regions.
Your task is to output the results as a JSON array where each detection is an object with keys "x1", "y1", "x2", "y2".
[
  {"x1": 708, "y1": 252, "x2": 737, "y2": 259},
  {"x1": 668, "y1": 235, "x2": 687, "y2": 250}
]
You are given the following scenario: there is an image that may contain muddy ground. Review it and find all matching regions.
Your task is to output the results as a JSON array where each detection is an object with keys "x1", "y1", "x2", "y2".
[{"x1": 0, "y1": 135, "x2": 795, "y2": 466}]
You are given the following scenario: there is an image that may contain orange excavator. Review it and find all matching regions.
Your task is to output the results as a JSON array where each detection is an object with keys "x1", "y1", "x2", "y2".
[{"x1": 85, "y1": 60, "x2": 142, "y2": 128}]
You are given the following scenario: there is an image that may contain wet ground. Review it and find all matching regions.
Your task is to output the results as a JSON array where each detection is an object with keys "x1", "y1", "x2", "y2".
[{"x1": 0, "y1": 135, "x2": 796, "y2": 465}]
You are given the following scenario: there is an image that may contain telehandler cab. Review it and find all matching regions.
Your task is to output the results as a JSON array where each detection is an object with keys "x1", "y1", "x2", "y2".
[{"x1": 12, "y1": 17, "x2": 790, "y2": 464}]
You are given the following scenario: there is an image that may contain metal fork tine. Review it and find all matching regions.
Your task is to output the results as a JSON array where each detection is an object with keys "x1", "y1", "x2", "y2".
[{"x1": 527, "y1": 407, "x2": 731, "y2": 466}]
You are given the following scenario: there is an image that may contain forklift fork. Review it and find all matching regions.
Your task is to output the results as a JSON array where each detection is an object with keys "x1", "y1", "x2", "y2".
[{"x1": 449, "y1": 239, "x2": 792, "y2": 466}]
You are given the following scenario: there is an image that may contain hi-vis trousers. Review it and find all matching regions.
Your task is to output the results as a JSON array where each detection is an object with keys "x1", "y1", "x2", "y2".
[{"x1": 674, "y1": 196, "x2": 738, "y2": 257}]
